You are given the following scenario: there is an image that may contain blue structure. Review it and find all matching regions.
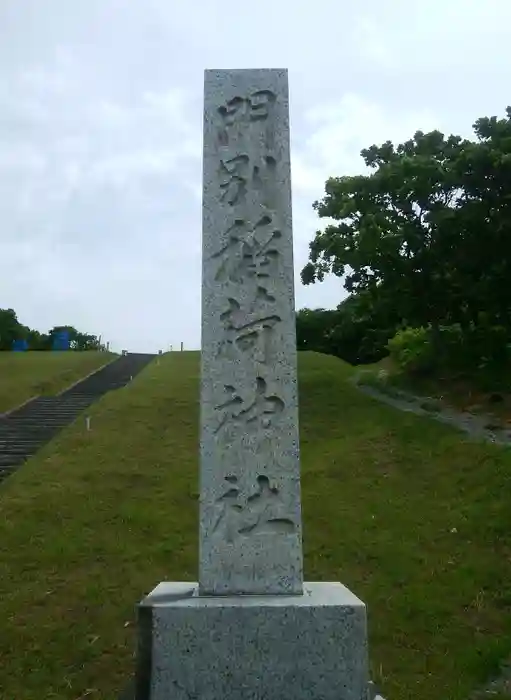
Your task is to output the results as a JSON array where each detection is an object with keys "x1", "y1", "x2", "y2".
[
  {"x1": 52, "y1": 330, "x2": 70, "y2": 351},
  {"x1": 12, "y1": 339, "x2": 28, "y2": 352}
]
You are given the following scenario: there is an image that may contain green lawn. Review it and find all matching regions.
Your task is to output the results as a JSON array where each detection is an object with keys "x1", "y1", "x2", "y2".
[
  {"x1": 0, "y1": 351, "x2": 117, "y2": 414},
  {"x1": 0, "y1": 351, "x2": 511, "y2": 699}
]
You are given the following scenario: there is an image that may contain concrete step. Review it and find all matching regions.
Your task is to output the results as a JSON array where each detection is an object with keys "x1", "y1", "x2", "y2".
[
  {"x1": 0, "y1": 455, "x2": 27, "y2": 466},
  {"x1": 0, "y1": 352, "x2": 155, "y2": 485},
  {"x1": 0, "y1": 445, "x2": 40, "y2": 453},
  {"x1": 0, "y1": 466, "x2": 17, "y2": 480}
]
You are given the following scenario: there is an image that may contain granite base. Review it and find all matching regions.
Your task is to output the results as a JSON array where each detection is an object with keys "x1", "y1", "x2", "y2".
[{"x1": 134, "y1": 581, "x2": 380, "y2": 700}]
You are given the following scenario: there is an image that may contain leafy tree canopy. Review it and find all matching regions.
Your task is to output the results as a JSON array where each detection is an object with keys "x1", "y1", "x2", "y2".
[
  {"x1": 302, "y1": 107, "x2": 511, "y2": 331},
  {"x1": 0, "y1": 311, "x2": 104, "y2": 351}
]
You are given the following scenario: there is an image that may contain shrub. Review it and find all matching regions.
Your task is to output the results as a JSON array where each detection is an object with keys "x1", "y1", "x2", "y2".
[
  {"x1": 386, "y1": 327, "x2": 435, "y2": 374},
  {"x1": 388, "y1": 323, "x2": 511, "y2": 378}
]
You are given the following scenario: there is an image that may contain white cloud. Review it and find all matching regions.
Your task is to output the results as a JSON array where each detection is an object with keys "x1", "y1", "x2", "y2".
[
  {"x1": 0, "y1": 144, "x2": 46, "y2": 174},
  {"x1": 292, "y1": 93, "x2": 439, "y2": 200},
  {"x1": 0, "y1": 0, "x2": 510, "y2": 351},
  {"x1": 351, "y1": 16, "x2": 397, "y2": 70}
]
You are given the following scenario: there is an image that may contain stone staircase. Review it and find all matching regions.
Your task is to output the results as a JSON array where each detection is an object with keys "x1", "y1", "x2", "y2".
[{"x1": 0, "y1": 352, "x2": 155, "y2": 484}]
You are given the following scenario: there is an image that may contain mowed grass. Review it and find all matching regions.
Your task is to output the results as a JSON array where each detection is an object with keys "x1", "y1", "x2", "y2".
[
  {"x1": 0, "y1": 351, "x2": 117, "y2": 414},
  {"x1": 0, "y1": 351, "x2": 511, "y2": 699}
]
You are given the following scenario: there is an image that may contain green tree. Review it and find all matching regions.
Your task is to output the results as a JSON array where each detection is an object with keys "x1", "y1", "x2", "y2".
[
  {"x1": 47, "y1": 326, "x2": 103, "y2": 351},
  {"x1": 0, "y1": 309, "x2": 24, "y2": 350},
  {"x1": 301, "y1": 107, "x2": 511, "y2": 335},
  {"x1": 328, "y1": 292, "x2": 402, "y2": 365},
  {"x1": 26, "y1": 328, "x2": 47, "y2": 350},
  {"x1": 0, "y1": 315, "x2": 105, "y2": 352},
  {"x1": 296, "y1": 292, "x2": 402, "y2": 365},
  {"x1": 449, "y1": 108, "x2": 511, "y2": 328},
  {"x1": 296, "y1": 307, "x2": 338, "y2": 354}
]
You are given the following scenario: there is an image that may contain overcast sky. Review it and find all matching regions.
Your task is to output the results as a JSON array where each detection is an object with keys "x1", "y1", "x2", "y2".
[{"x1": 1, "y1": 1, "x2": 510, "y2": 352}]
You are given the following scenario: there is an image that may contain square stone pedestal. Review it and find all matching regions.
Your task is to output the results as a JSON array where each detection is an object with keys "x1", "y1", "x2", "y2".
[{"x1": 135, "y1": 581, "x2": 377, "y2": 700}]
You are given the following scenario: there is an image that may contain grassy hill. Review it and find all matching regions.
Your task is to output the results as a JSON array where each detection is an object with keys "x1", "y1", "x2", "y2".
[
  {"x1": 0, "y1": 351, "x2": 510, "y2": 699},
  {"x1": 0, "y1": 351, "x2": 117, "y2": 414}
]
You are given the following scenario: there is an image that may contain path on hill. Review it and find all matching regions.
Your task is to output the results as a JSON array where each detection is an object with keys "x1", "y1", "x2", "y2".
[
  {"x1": 353, "y1": 378, "x2": 511, "y2": 447},
  {"x1": 0, "y1": 352, "x2": 155, "y2": 484},
  {"x1": 468, "y1": 659, "x2": 511, "y2": 699}
]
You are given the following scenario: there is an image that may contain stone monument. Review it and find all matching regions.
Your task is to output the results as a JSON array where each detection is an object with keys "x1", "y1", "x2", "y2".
[{"x1": 133, "y1": 69, "x2": 386, "y2": 700}]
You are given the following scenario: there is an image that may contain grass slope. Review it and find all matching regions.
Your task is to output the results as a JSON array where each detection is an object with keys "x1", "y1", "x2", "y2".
[
  {"x1": 0, "y1": 351, "x2": 510, "y2": 699},
  {"x1": 0, "y1": 351, "x2": 117, "y2": 414}
]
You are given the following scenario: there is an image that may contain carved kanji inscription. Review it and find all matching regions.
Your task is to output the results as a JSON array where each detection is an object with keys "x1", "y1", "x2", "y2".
[
  {"x1": 201, "y1": 69, "x2": 303, "y2": 595},
  {"x1": 214, "y1": 377, "x2": 285, "y2": 435},
  {"x1": 217, "y1": 297, "x2": 281, "y2": 362},
  {"x1": 211, "y1": 214, "x2": 281, "y2": 294},
  {"x1": 216, "y1": 90, "x2": 276, "y2": 145},
  {"x1": 219, "y1": 154, "x2": 276, "y2": 206},
  {"x1": 212, "y1": 474, "x2": 295, "y2": 543}
]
